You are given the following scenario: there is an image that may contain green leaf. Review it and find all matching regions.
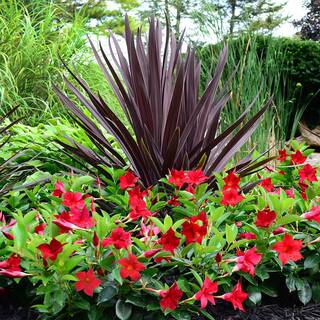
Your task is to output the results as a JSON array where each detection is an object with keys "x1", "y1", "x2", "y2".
[
  {"x1": 226, "y1": 224, "x2": 238, "y2": 244},
  {"x1": 12, "y1": 215, "x2": 27, "y2": 250},
  {"x1": 116, "y1": 300, "x2": 132, "y2": 320},
  {"x1": 298, "y1": 281, "x2": 312, "y2": 305},
  {"x1": 190, "y1": 269, "x2": 203, "y2": 286},
  {"x1": 163, "y1": 215, "x2": 173, "y2": 232},
  {"x1": 171, "y1": 310, "x2": 191, "y2": 320},
  {"x1": 97, "y1": 285, "x2": 118, "y2": 304},
  {"x1": 248, "y1": 286, "x2": 261, "y2": 305},
  {"x1": 312, "y1": 283, "x2": 320, "y2": 302},
  {"x1": 126, "y1": 294, "x2": 146, "y2": 308},
  {"x1": 71, "y1": 176, "x2": 95, "y2": 191},
  {"x1": 304, "y1": 255, "x2": 320, "y2": 270},
  {"x1": 277, "y1": 215, "x2": 302, "y2": 226},
  {"x1": 200, "y1": 310, "x2": 216, "y2": 320},
  {"x1": 149, "y1": 217, "x2": 165, "y2": 232},
  {"x1": 209, "y1": 206, "x2": 225, "y2": 220}
]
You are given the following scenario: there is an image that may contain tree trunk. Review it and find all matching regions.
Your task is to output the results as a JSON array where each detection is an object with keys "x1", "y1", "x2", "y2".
[{"x1": 229, "y1": 0, "x2": 237, "y2": 35}]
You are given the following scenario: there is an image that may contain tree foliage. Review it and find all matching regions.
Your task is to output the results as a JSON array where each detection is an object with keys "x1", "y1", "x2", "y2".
[{"x1": 294, "y1": 0, "x2": 320, "y2": 41}]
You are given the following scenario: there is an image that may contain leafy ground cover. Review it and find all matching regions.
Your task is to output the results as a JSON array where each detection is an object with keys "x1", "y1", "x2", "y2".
[{"x1": 1, "y1": 142, "x2": 320, "y2": 319}]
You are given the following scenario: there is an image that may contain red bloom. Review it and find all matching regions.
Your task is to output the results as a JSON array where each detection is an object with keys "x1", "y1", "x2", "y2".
[
  {"x1": 273, "y1": 234, "x2": 303, "y2": 265},
  {"x1": 38, "y1": 238, "x2": 64, "y2": 262},
  {"x1": 195, "y1": 277, "x2": 218, "y2": 309},
  {"x1": 221, "y1": 189, "x2": 244, "y2": 207},
  {"x1": 222, "y1": 282, "x2": 248, "y2": 312},
  {"x1": 52, "y1": 181, "x2": 65, "y2": 197},
  {"x1": 102, "y1": 227, "x2": 131, "y2": 249},
  {"x1": 273, "y1": 227, "x2": 286, "y2": 235},
  {"x1": 181, "y1": 212, "x2": 208, "y2": 244},
  {"x1": 118, "y1": 254, "x2": 146, "y2": 281},
  {"x1": 299, "y1": 164, "x2": 318, "y2": 183},
  {"x1": 259, "y1": 178, "x2": 274, "y2": 192},
  {"x1": 186, "y1": 169, "x2": 208, "y2": 185},
  {"x1": 255, "y1": 208, "x2": 276, "y2": 228},
  {"x1": 234, "y1": 247, "x2": 262, "y2": 276},
  {"x1": 70, "y1": 207, "x2": 95, "y2": 228},
  {"x1": 129, "y1": 198, "x2": 152, "y2": 221},
  {"x1": 285, "y1": 188, "x2": 295, "y2": 198},
  {"x1": 277, "y1": 149, "x2": 287, "y2": 162},
  {"x1": 119, "y1": 171, "x2": 138, "y2": 190},
  {"x1": 239, "y1": 232, "x2": 257, "y2": 240},
  {"x1": 35, "y1": 223, "x2": 46, "y2": 235},
  {"x1": 168, "y1": 196, "x2": 180, "y2": 206},
  {"x1": 92, "y1": 231, "x2": 99, "y2": 247},
  {"x1": 0, "y1": 215, "x2": 16, "y2": 240},
  {"x1": 75, "y1": 269, "x2": 101, "y2": 296},
  {"x1": 159, "y1": 282, "x2": 183, "y2": 311},
  {"x1": 302, "y1": 205, "x2": 320, "y2": 224},
  {"x1": 143, "y1": 248, "x2": 161, "y2": 258},
  {"x1": 168, "y1": 169, "x2": 187, "y2": 187},
  {"x1": 0, "y1": 254, "x2": 29, "y2": 278},
  {"x1": 62, "y1": 192, "x2": 85, "y2": 210},
  {"x1": 290, "y1": 151, "x2": 307, "y2": 164},
  {"x1": 223, "y1": 171, "x2": 240, "y2": 190},
  {"x1": 158, "y1": 228, "x2": 180, "y2": 254}
]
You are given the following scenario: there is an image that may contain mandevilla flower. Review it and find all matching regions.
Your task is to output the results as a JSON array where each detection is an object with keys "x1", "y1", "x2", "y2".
[
  {"x1": 62, "y1": 192, "x2": 85, "y2": 210},
  {"x1": 159, "y1": 282, "x2": 183, "y2": 311},
  {"x1": 168, "y1": 169, "x2": 187, "y2": 188},
  {"x1": 277, "y1": 149, "x2": 287, "y2": 162},
  {"x1": 223, "y1": 171, "x2": 240, "y2": 190},
  {"x1": 0, "y1": 254, "x2": 29, "y2": 278},
  {"x1": 273, "y1": 234, "x2": 303, "y2": 265},
  {"x1": 239, "y1": 232, "x2": 257, "y2": 240},
  {"x1": 290, "y1": 150, "x2": 307, "y2": 165},
  {"x1": 38, "y1": 238, "x2": 64, "y2": 262},
  {"x1": 75, "y1": 268, "x2": 101, "y2": 296},
  {"x1": 221, "y1": 282, "x2": 248, "y2": 312},
  {"x1": 298, "y1": 164, "x2": 318, "y2": 183},
  {"x1": 102, "y1": 227, "x2": 131, "y2": 249},
  {"x1": 118, "y1": 254, "x2": 146, "y2": 281},
  {"x1": 52, "y1": 181, "x2": 65, "y2": 197},
  {"x1": 221, "y1": 189, "x2": 244, "y2": 207},
  {"x1": 185, "y1": 169, "x2": 208, "y2": 185},
  {"x1": 119, "y1": 171, "x2": 138, "y2": 190},
  {"x1": 35, "y1": 223, "x2": 46, "y2": 235},
  {"x1": 259, "y1": 178, "x2": 274, "y2": 192},
  {"x1": 158, "y1": 227, "x2": 180, "y2": 254},
  {"x1": 302, "y1": 206, "x2": 320, "y2": 223},
  {"x1": 181, "y1": 211, "x2": 208, "y2": 244},
  {"x1": 195, "y1": 277, "x2": 218, "y2": 309},
  {"x1": 255, "y1": 208, "x2": 276, "y2": 228},
  {"x1": 233, "y1": 247, "x2": 262, "y2": 276}
]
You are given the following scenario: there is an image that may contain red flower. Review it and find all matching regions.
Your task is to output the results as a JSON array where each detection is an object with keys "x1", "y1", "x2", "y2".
[
  {"x1": 129, "y1": 198, "x2": 152, "y2": 220},
  {"x1": 52, "y1": 181, "x2": 65, "y2": 197},
  {"x1": 273, "y1": 227, "x2": 286, "y2": 235},
  {"x1": 181, "y1": 212, "x2": 208, "y2": 244},
  {"x1": 92, "y1": 231, "x2": 99, "y2": 247},
  {"x1": 159, "y1": 282, "x2": 183, "y2": 311},
  {"x1": 234, "y1": 247, "x2": 262, "y2": 276},
  {"x1": 285, "y1": 188, "x2": 295, "y2": 198},
  {"x1": 158, "y1": 228, "x2": 180, "y2": 254},
  {"x1": 102, "y1": 227, "x2": 131, "y2": 249},
  {"x1": 119, "y1": 171, "x2": 138, "y2": 190},
  {"x1": 221, "y1": 189, "x2": 244, "y2": 207},
  {"x1": 62, "y1": 192, "x2": 85, "y2": 210},
  {"x1": 223, "y1": 171, "x2": 240, "y2": 190},
  {"x1": 239, "y1": 232, "x2": 257, "y2": 240},
  {"x1": 70, "y1": 207, "x2": 95, "y2": 228},
  {"x1": 38, "y1": 238, "x2": 64, "y2": 262},
  {"x1": 0, "y1": 254, "x2": 29, "y2": 278},
  {"x1": 195, "y1": 277, "x2": 218, "y2": 309},
  {"x1": 186, "y1": 169, "x2": 208, "y2": 185},
  {"x1": 118, "y1": 254, "x2": 146, "y2": 281},
  {"x1": 273, "y1": 234, "x2": 303, "y2": 265},
  {"x1": 222, "y1": 282, "x2": 248, "y2": 312},
  {"x1": 0, "y1": 215, "x2": 16, "y2": 240},
  {"x1": 277, "y1": 149, "x2": 287, "y2": 162},
  {"x1": 75, "y1": 269, "x2": 101, "y2": 296},
  {"x1": 168, "y1": 196, "x2": 180, "y2": 206},
  {"x1": 35, "y1": 223, "x2": 46, "y2": 235},
  {"x1": 143, "y1": 248, "x2": 161, "y2": 258},
  {"x1": 168, "y1": 169, "x2": 187, "y2": 187},
  {"x1": 290, "y1": 151, "x2": 307, "y2": 164},
  {"x1": 299, "y1": 164, "x2": 318, "y2": 183},
  {"x1": 302, "y1": 205, "x2": 320, "y2": 223},
  {"x1": 255, "y1": 208, "x2": 276, "y2": 228},
  {"x1": 259, "y1": 178, "x2": 274, "y2": 192}
]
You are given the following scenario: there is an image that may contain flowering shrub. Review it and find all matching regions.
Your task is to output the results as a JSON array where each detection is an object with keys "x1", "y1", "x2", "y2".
[{"x1": 1, "y1": 142, "x2": 320, "y2": 319}]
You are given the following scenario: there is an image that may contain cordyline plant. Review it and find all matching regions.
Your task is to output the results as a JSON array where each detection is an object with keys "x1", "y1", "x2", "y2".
[
  {"x1": 2, "y1": 143, "x2": 320, "y2": 320},
  {"x1": 54, "y1": 16, "x2": 272, "y2": 187}
]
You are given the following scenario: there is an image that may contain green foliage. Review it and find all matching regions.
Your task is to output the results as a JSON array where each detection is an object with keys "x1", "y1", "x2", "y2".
[{"x1": 199, "y1": 34, "x2": 320, "y2": 150}]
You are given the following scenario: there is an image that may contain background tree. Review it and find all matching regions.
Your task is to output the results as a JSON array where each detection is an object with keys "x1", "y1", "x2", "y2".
[
  {"x1": 216, "y1": 0, "x2": 287, "y2": 35},
  {"x1": 294, "y1": 0, "x2": 320, "y2": 40}
]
